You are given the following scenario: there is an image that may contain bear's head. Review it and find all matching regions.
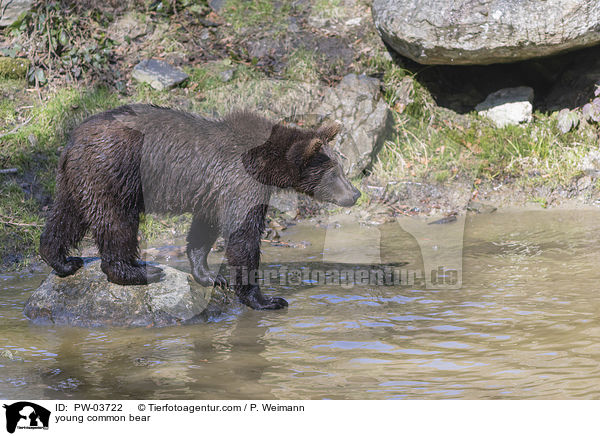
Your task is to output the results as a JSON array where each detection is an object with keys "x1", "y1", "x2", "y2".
[{"x1": 243, "y1": 120, "x2": 361, "y2": 207}]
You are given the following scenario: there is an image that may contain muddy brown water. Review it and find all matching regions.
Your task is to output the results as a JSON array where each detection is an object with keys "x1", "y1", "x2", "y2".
[{"x1": 2, "y1": 209, "x2": 600, "y2": 399}]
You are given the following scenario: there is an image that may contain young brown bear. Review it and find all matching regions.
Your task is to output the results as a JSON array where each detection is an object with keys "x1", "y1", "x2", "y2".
[{"x1": 39, "y1": 104, "x2": 361, "y2": 310}]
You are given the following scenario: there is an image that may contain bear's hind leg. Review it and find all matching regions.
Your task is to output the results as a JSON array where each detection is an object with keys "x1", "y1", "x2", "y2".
[
  {"x1": 187, "y1": 218, "x2": 227, "y2": 288},
  {"x1": 95, "y1": 212, "x2": 164, "y2": 285},
  {"x1": 39, "y1": 195, "x2": 87, "y2": 277}
]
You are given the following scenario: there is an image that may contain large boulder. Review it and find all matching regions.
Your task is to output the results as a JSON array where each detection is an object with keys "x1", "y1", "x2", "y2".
[
  {"x1": 372, "y1": 0, "x2": 600, "y2": 65},
  {"x1": 312, "y1": 74, "x2": 392, "y2": 178},
  {"x1": 24, "y1": 259, "x2": 239, "y2": 328}
]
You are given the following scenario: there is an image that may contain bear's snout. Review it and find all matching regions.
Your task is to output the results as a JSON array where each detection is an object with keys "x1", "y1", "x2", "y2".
[
  {"x1": 336, "y1": 186, "x2": 362, "y2": 207},
  {"x1": 326, "y1": 174, "x2": 361, "y2": 207}
]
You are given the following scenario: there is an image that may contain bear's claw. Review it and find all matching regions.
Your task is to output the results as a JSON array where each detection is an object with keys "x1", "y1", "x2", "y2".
[
  {"x1": 192, "y1": 271, "x2": 228, "y2": 289},
  {"x1": 145, "y1": 265, "x2": 165, "y2": 284},
  {"x1": 55, "y1": 256, "x2": 84, "y2": 277},
  {"x1": 239, "y1": 293, "x2": 289, "y2": 310}
]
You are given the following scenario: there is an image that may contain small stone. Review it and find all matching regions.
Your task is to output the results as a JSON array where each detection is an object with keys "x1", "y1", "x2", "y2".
[
  {"x1": 219, "y1": 69, "x2": 234, "y2": 82},
  {"x1": 308, "y1": 16, "x2": 330, "y2": 28},
  {"x1": 0, "y1": 349, "x2": 22, "y2": 361},
  {"x1": 208, "y1": 0, "x2": 225, "y2": 13},
  {"x1": 246, "y1": 39, "x2": 272, "y2": 59},
  {"x1": 131, "y1": 59, "x2": 189, "y2": 91},
  {"x1": 428, "y1": 215, "x2": 457, "y2": 225},
  {"x1": 475, "y1": 87, "x2": 534, "y2": 128},
  {"x1": 345, "y1": 17, "x2": 362, "y2": 26},
  {"x1": 199, "y1": 28, "x2": 211, "y2": 40},
  {"x1": 108, "y1": 11, "x2": 149, "y2": 44},
  {"x1": 467, "y1": 201, "x2": 497, "y2": 214},
  {"x1": 288, "y1": 17, "x2": 300, "y2": 32},
  {"x1": 577, "y1": 175, "x2": 593, "y2": 190},
  {"x1": 579, "y1": 149, "x2": 600, "y2": 176},
  {"x1": 133, "y1": 357, "x2": 151, "y2": 367}
]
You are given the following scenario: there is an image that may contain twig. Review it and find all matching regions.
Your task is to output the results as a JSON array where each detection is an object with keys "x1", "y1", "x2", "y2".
[
  {"x1": 0, "y1": 168, "x2": 18, "y2": 174},
  {"x1": 0, "y1": 216, "x2": 43, "y2": 228},
  {"x1": 0, "y1": 117, "x2": 33, "y2": 139}
]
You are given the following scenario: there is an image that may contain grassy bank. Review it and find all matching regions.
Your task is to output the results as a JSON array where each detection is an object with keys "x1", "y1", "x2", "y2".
[{"x1": 373, "y1": 59, "x2": 598, "y2": 188}]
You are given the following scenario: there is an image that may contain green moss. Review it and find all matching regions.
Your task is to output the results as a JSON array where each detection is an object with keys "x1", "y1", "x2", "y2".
[
  {"x1": 434, "y1": 170, "x2": 450, "y2": 183},
  {"x1": 351, "y1": 179, "x2": 369, "y2": 208},
  {"x1": 529, "y1": 197, "x2": 549, "y2": 208},
  {"x1": 0, "y1": 57, "x2": 29, "y2": 79}
]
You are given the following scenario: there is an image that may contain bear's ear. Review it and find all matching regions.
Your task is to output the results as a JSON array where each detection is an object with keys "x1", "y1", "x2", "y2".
[
  {"x1": 266, "y1": 123, "x2": 286, "y2": 144},
  {"x1": 287, "y1": 138, "x2": 323, "y2": 166},
  {"x1": 317, "y1": 121, "x2": 342, "y2": 142},
  {"x1": 305, "y1": 137, "x2": 323, "y2": 160}
]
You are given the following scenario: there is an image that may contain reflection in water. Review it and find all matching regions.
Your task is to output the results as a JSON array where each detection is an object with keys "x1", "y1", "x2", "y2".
[{"x1": 2, "y1": 209, "x2": 600, "y2": 399}]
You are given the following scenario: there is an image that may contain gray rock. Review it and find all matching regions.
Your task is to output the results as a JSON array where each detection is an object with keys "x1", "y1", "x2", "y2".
[
  {"x1": 219, "y1": 69, "x2": 234, "y2": 82},
  {"x1": 475, "y1": 87, "x2": 534, "y2": 127},
  {"x1": 131, "y1": 59, "x2": 189, "y2": 91},
  {"x1": 372, "y1": 0, "x2": 600, "y2": 65},
  {"x1": 208, "y1": 0, "x2": 225, "y2": 13},
  {"x1": 577, "y1": 175, "x2": 593, "y2": 190},
  {"x1": 288, "y1": 17, "x2": 300, "y2": 33},
  {"x1": 0, "y1": 0, "x2": 32, "y2": 27},
  {"x1": 0, "y1": 349, "x2": 23, "y2": 361},
  {"x1": 579, "y1": 149, "x2": 600, "y2": 176},
  {"x1": 24, "y1": 259, "x2": 239, "y2": 328},
  {"x1": 269, "y1": 190, "x2": 299, "y2": 217},
  {"x1": 312, "y1": 74, "x2": 392, "y2": 177},
  {"x1": 108, "y1": 11, "x2": 150, "y2": 44},
  {"x1": 467, "y1": 201, "x2": 497, "y2": 214},
  {"x1": 345, "y1": 17, "x2": 362, "y2": 27},
  {"x1": 246, "y1": 38, "x2": 278, "y2": 60},
  {"x1": 199, "y1": 28, "x2": 211, "y2": 40},
  {"x1": 308, "y1": 16, "x2": 331, "y2": 29}
]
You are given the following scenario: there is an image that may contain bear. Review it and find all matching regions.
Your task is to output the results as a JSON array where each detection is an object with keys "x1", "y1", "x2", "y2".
[{"x1": 39, "y1": 104, "x2": 361, "y2": 310}]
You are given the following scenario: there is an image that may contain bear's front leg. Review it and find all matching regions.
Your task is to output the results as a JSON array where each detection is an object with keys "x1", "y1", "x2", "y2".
[
  {"x1": 225, "y1": 224, "x2": 288, "y2": 310},
  {"x1": 187, "y1": 218, "x2": 228, "y2": 288},
  {"x1": 188, "y1": 247, "x2": 228, "y2": 288}
]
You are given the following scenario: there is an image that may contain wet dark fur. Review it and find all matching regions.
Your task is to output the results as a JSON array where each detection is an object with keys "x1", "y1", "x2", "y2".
[{"x1": 40, "y1": 104, "x2": 359, "y2": 310}]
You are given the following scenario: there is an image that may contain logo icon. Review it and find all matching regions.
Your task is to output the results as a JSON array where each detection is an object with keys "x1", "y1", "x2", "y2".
[{"x1": 2, "y1": 402, "x2": 50, "y2": 434}]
